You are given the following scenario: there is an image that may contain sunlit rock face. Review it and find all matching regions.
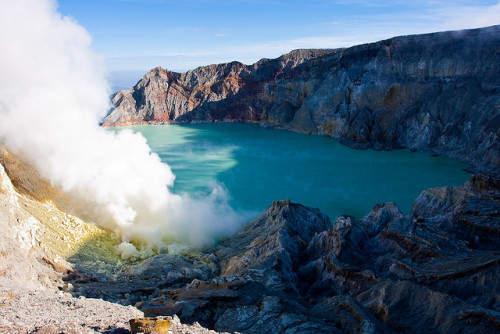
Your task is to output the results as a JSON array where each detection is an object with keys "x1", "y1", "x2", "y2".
[
  {"x1": 105, "y1": 25, "x2": 500, "y2": 175},
  {"x1": 105, "y1": 49, "x2": 334, "y2": 126}
]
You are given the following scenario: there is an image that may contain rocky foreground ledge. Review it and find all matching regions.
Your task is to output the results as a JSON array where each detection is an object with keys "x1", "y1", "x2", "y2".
[{"x1": 66, "y1": 176, "x2": 500, "y2": 333}]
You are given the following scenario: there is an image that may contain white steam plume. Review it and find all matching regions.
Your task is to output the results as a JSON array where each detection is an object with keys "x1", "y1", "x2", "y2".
[{"x1": 0, "y1": 0, "x2": 244, "y2": 258}]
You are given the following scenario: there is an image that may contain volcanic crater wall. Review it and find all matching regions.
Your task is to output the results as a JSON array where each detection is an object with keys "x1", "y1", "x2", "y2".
[{"x1": 104, "y1": 26, "x2": 500, "y2": 174}]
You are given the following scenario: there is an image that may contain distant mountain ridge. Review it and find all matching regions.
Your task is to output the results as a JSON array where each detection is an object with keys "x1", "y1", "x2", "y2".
[
  {"x1": 105, "y1": 48, "x2": 336, "y2": 125},
  {"x1": 104, "y1": 25, "x2": 500, "y2": 175}
]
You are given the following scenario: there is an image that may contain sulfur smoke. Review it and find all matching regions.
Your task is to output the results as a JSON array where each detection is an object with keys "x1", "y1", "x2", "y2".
[{"x1": 0, "y1": 0, "x2": 244, "y2": 258}]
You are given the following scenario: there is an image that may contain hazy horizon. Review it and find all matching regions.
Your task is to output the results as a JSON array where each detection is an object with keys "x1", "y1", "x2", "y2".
[
  {"x1": 108, "y1": 22, "x2": 500, "y2": 91},
  {"x1": 59, "y1": 0, "x2": 500, "y2": 79}
]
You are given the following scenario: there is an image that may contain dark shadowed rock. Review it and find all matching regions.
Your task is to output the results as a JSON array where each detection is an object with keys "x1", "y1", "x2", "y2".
[
  {"x1": 333, "y1": 215, "x2": 354, "y2": 232},
  {"x1": 63, "y1": 174, "x2": 500, "y2": 333},
  {"x1": 139, "y1": 201, "x2": 342, "y2": 333},
  {"x1": 311, "y1": 296, "x2": 393, "y2": 333},
  {"x1": 362, "y1": 203, "x2": 403, "y2": 237},
  {"x1": 358, "y1": 280, "x2": 500, "y2": 333},
  {"x1": 412, "y1": 174, "x2": 500, "y2": 249},
  {"x1": 216, "y1": 200, "x2": 331, "y2": 293},
  {"x1": 65, "y1": 175, "x2": 499, "y2": 333}
]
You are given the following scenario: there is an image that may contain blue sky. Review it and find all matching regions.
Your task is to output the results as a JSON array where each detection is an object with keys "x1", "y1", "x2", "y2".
[{"x1": 57, "y1": 0, "x2": 500, "y2": 88}]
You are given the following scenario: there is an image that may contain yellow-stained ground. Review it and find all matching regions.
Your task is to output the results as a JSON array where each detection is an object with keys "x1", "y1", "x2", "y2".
[{"x1": 0, "y1": 144, "x2": 122, "y2": 272}]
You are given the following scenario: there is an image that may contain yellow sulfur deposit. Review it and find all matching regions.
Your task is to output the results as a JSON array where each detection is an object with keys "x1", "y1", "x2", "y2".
[
  {"x1": 129, "y1": 317, "x2": 172, "y2": 334},
  {"x1": 0, "y1": 144, "x2": 122, "y2": 272}
]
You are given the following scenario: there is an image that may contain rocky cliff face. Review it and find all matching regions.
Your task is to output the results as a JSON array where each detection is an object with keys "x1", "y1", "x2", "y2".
[
  {"x1": 105, "y1": 49, "x2": 335, "y2": 126},
  {"x1": 104, "y1": 25, "x2": 500, "y2": 175}
]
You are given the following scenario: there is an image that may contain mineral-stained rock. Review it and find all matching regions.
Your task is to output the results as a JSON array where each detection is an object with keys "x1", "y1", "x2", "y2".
[
  {"x1": 70, "y1": 252, "x2": 220, "y2": 307},
  {"x1": 0, "y1": 153, "x2": 239, "y2": 333},
  {"x1": 104, "y1": 49, "x2": 334, "y2": 127},
  {"x1": 129, "y1": 316, "x2": 171, "y2": 334},
  {"x1": 0, "y1": 154, "x2": 148, "y2": 333},
  {"x1": 104, "y1": 25, "x2": 500, "y2": 175}
]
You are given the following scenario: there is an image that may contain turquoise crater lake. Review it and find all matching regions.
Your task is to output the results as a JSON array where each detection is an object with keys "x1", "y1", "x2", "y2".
[{"x1": 125, "y1": 123, "x2": 470, "y2": 220}]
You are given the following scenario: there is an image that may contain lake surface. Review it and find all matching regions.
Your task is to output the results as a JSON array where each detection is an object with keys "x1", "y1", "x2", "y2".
[{"x1": 126, "y1": 123, "x2": 470, "y2": 220}]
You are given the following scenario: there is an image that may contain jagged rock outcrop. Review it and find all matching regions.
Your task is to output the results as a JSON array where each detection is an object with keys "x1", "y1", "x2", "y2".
[
  {"x1": 5, "y1": 145, "x2": 496, "y2": 332},
  {"x1": 66, "y1": 175, "x2": 500, "y2": 333},
  {"x1": 104, "y1": 25, "x2": 500, "y2": 174}
]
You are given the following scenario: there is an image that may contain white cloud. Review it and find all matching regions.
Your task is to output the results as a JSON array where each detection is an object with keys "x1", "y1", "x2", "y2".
[
  {"x1": 438, "y1": 2, "x2": 500, "y2": 30},
  {"x1": 0, "y1": 0, "x2": 246, "y2": 257}
]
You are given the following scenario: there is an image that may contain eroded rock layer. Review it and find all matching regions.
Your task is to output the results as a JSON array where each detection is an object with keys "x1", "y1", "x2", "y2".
[{"x1": 104, "y1": 25, "x2": 500, "y2": 174}]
